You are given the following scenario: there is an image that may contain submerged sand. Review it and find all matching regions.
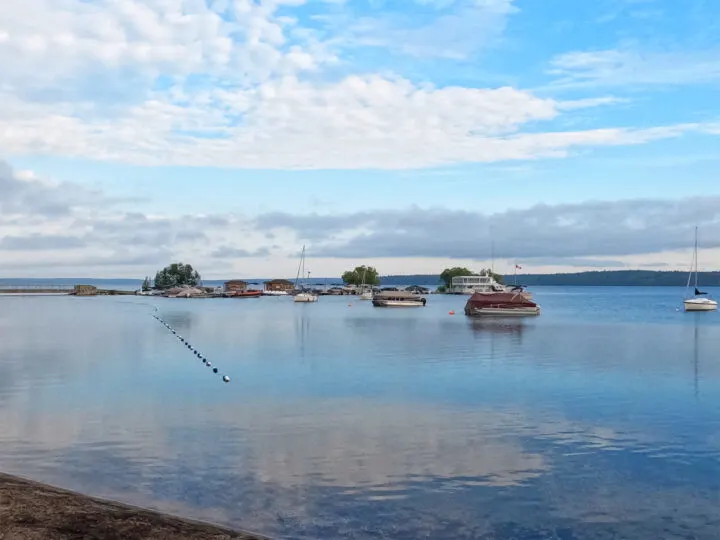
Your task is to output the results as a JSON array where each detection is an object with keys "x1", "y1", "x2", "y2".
[{"x1": 0, "y1": 473, "x2": 268, "y2": 540}]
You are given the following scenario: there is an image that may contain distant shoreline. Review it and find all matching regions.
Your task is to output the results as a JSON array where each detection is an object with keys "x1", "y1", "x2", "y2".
[
  {"x1": 0, "y1": 472, "x2": 268, "y2": 539},
  {"x1": 2, "y1": 270, "x2": 720, "y2": 289}
]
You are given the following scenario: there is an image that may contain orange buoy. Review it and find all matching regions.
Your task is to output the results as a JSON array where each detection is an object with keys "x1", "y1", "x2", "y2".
[{"x1": 449, "y1": 310, "x2": 455, "y2": 315}]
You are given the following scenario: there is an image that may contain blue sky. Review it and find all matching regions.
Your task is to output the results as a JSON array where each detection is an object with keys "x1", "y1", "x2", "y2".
[{"x1": 1, "y1": 0, "x2": 719, "y2": 278}]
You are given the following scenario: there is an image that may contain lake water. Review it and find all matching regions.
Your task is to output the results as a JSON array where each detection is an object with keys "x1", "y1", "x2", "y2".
[{"x1": 0, "y1": 287, "x2": 718, "y2": 539}]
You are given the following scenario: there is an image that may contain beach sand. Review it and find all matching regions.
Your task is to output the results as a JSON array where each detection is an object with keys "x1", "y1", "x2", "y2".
[{"x1": 0, "y1": 472, "x2": 268, "y2": 540}]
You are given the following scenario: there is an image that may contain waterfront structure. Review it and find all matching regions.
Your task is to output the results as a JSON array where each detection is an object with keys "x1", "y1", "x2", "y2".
[
  {"x1": 264, "y1": 279, "x2": 294, "y2": 293},
  {"x1": 449, "y1": 275, "x2": 505, "y2": 294},
  {"x1": 224, "y1": 280, "x2": 249, "y2": 294}
]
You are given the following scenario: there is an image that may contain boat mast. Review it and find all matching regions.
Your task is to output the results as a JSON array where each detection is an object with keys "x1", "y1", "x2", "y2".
[
  {"x1": 694, "y1": 226, "x2": 699, "y2": 290},
  {"x1": 295, "y1": 245, "x2": 305, "y2": 289}
]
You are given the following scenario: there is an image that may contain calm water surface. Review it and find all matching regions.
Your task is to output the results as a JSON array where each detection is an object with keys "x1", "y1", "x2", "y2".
[{"x1": 0, "y1": 287, "x2": 719, "y2": 539}]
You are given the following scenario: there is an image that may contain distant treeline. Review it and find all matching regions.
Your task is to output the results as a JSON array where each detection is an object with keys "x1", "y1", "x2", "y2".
[{"x1": 381, "y1": 271, "x2": 720, "y2": 287}]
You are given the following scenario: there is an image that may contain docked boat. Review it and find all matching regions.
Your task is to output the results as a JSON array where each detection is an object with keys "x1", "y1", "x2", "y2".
[
  {"x1": 372, "y1": 290, "x2": 426, "y2": 307},
  {"x1": 227, "y1": 290, "x2": 262, "y2": 298},
  {"x1": 683, "y1": 227, "x2": 717, "y2": 312},
  {"x1": 294, "y1": 291, "x2": 319, "y2": 303},
  {"x1": 358, "y1": 268, "x2": 373, "y2": 300},
  {"x1": 263, "y1": 290, "x2": 289, "y2": 296},
  {"x1": 293, "y1": 245, "x2": 318, "y2": 303},
  {"x1": 464, "y1": 290, "x2": 540, "y2": 317}
]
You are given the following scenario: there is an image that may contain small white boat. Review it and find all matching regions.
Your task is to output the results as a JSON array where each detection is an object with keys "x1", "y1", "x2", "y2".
[
  {"x1": 294, "y1": 292, "x2": 318, "y2": 303},
  {"x1": 683, "y1": 227, "x2": 717, "y2": 312},
  {"x1": 263, "y1": 290, "x2": 289, "y2": 296},
  {"x1": 684, "y1": 297, "x2": 718, "y2": 312},
  {"x1": 359, "y1": 291, "x2": 373, "y2": 301},
  {"x1": 372, "y1": 290, "x2": 426, "y2": 307}
]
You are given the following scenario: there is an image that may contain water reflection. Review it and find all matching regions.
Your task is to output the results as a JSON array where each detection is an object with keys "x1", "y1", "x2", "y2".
[{"x1": 0, "y1": 293, "x2": 719, "y2": 539}]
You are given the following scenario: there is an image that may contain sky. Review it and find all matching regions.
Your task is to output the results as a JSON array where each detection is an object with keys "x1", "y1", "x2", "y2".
[{"x1": 1, "y1": 0, "x2": 719, "y2": 279}]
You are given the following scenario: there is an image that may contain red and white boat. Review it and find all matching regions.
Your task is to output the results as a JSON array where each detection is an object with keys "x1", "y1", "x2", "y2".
[{"x1": 464, "y1": 289, "x2": 540, "y2": 317}]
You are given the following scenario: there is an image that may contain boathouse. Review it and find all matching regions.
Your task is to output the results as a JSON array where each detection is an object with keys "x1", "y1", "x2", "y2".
[
  {"x1": 224, "y1": 280, "x2": 248, "y2": 293},
  {"x1": 264, "y1": 279, "x2": 294, "y2": 292}
]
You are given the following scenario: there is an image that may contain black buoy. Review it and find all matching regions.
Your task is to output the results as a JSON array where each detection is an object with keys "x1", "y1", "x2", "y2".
[
  {"x1": 213, "y1": 368, "x2": 218, "y2": 373},
  {"x1": 223, "y1": 376, "x2": 230, "y2": 383}
]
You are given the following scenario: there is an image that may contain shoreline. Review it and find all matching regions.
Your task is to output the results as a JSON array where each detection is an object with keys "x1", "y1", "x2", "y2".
[{"x1": 0, "y1": 472, "x2": 270, "y2": 540}]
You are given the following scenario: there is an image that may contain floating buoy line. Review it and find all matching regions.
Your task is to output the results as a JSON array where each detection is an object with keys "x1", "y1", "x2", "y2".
[{"x1": 151, "y1": 309, "x2": 231, "y2": 383}]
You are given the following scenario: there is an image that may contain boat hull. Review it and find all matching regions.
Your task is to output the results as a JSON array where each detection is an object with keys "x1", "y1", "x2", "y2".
[
  {"x1": 263, "y1": 290, "x2": 289, "y2": 296},
  {"x1": 294, "y1": 293, "x2": 318, "y2": 303},
  {"x1": 372, "y1": 300, "x2": 425, "y2": 307},
  {"x1": 359, "y1": 292, "x2": 373, "y2": 301},
  {"x1": 464, "y1": 291, "x2": 540, "y2": 318},
  {"x1": 227, "y1": 291, "x2": 262, "y2": 298},
  {"x1": 465, "y1": 306, "x2": 540, "y2": 317},
  {"x1": 684, "y1": 299, "x2": 718, "y2": 312}
]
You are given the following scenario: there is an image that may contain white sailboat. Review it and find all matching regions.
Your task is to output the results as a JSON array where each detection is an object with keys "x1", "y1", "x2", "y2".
[
  {"x1": 294, "y1": 245, "x2": 318, "y2": 303},
  {"x1": 359, "y1": 267, "x2": 373, "y2": 300},
  {"x1": 683, "y1": 227, "x2": 717, "y2": 312}
]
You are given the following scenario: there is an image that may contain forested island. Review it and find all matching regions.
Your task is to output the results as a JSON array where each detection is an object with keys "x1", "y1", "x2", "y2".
[{"x1": 380, "y1": 271, "x2": 720, "y2": 287}]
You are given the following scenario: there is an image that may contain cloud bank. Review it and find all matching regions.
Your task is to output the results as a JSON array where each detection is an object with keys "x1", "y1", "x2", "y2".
[{"x1": 1, "y1": 161, "x2": 718, "y2": 277}]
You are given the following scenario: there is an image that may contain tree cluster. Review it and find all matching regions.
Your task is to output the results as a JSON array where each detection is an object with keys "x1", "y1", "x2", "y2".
[
  {"x1": 152, "y1": 263, "x2": 201, "y2": 290},
  {"x1": 342, "y1": 265, "x2": 380, "y2": 286}
]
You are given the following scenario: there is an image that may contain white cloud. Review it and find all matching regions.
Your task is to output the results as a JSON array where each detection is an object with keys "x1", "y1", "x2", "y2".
[
  {"x1": 0, "y1": 0, "x2": 715, "y2": 170},
  {"x1": 340, "y1": 0, "x2": 518, "y2": 59},
  {"x1": 548, "y1": 48, "x2": 720, "y2": 88},
  {"x1": 0, "y1": 73, "x2": 708, "y2": 169}
]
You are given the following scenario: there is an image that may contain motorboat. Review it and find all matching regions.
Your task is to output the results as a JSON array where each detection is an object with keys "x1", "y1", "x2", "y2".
[
  {"x1": 464, "y1": 290, "x2": 540, "y2": 317},
  {"x1": 359, "y1": 290, "x2": 373, "y2": 300},
  {"x1": 372, "y1": 290, "x2": 426, "y2": 307}
]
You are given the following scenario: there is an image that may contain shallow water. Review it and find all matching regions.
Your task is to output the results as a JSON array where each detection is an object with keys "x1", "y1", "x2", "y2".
[{"x1": 0, "y1": 287, "x2": 719, "y2": 539}]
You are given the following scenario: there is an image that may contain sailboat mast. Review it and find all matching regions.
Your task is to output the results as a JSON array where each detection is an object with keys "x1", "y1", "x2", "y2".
[
  {"x1": 295, "y1": 245, "x2": 305, "y2": 289},
  {"x1": 694, "y1": 227, "x2": 699, "y2": 289}
]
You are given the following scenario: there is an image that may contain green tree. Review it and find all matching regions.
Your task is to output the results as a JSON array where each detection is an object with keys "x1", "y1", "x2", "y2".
[
  {"x1": 439, "y1": 267, "x2": 475, "y2": 288},
  {"x1": 141, "y1": 276, "x2": 152, "y2": 291},
  {"x1": 342, "y1": 265, "x2": 380, "y2": 286},
  {"x1": 152, "y1": 263, "x2": 201, "y2": 290}
]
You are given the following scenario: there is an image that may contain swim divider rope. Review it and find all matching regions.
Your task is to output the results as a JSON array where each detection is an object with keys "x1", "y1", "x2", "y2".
[
  {"x1": 151, "y1": 310, "x2": 231, "y2": 384},
  {"x1": 105, "y1": 300, "x2": 231, "y2": 383}
]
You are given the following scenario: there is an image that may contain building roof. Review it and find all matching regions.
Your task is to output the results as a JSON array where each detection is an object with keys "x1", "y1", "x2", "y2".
[
  {"x1": 224, "y1": 280, "x2": 248, "y2": 285},
  {"x1": 264, "y1": 278, "x2": 293, "y2": 284}
]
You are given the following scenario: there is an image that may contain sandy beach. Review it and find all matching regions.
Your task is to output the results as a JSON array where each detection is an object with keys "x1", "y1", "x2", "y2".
[{"x1": 0, "y1": 473, "x2": 268, "y2": 540}]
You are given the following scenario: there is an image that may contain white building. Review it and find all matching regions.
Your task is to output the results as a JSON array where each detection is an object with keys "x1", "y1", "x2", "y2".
[{"x1": 449, "y1": 275, "x2": 505, "y2": 294}]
